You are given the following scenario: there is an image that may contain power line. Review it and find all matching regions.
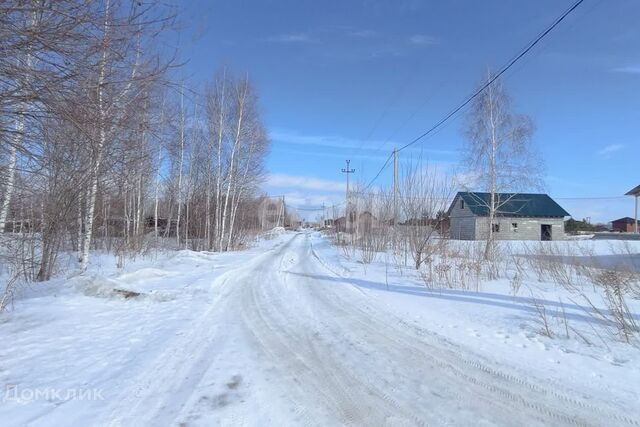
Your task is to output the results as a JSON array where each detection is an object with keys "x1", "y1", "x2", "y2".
[
  {"x1": 360, "y1": 151, "x2": 394, "y2": 193},
  {"x1": 396, "y1": 0, "x2": 585, "y2": 154},
  {"x1": 350, "y1": 53, "x2": 432, "y2": 158},
  {"x1": 351, "y1": 0, "x2": 585, "y2": 196}
]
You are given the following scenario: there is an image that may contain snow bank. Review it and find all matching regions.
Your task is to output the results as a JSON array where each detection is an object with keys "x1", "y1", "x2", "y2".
[{"x1": 0, "y1": 232, "x2": 298, "y2": 426}]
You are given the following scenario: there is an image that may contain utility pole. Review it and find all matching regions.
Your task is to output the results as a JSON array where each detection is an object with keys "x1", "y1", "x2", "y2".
[
  {"x1": 393, "y1": 147, "x2": 399, "y2": 249},
  {"x1": 393, "y1": 148, "x2": 399, "y2": 223},
  {"x1": 341, "y1": 160, "x2": 355, "y2": 234},
  {"x1": 322, "y1": 202, "x2": 325, "y2": 227},
  {"x1": 282, "y1": 195, "x2": 287, "y2": 228},
  {"x1": 331, "y1": 204, "x2": 335, "y2": 230}
]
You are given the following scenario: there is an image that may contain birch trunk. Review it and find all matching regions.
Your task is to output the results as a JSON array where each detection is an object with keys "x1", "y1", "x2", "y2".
[
  {"x1": 219, "y1": 80, "x2": 246, "y2": 252},
  {"x1": 213, "y1": 69, "x2": 227, "y2": 251},
  {"x1": 175, "y1": 85, "x2": 185, "y2": 245},
  {"x1": 79, "y1": 0, "x2": 111, "y2": 269},
  {"x1": 154, "y1": 98, "x2": 166, "y2": 241},
  {"x1": 154, "y1": 142, "x2": 162, "y2": 239},
  {"x1": 0, "y1": 10, "x2": 37, "y2": 233},
  {"x1": 484, "y1": 75, "x2": 498, "y2": 261}
]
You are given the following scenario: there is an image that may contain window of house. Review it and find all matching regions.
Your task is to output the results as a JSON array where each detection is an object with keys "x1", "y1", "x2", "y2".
[
  {"x1": 512, "y1": 222, "x2": 518, "y2": 232},
  {"x1": 492, "y1": 223, "x2": 500, "y2": 233},
  {"x1": 460, "y1": 199, "x2": 464, "y2": 209}
]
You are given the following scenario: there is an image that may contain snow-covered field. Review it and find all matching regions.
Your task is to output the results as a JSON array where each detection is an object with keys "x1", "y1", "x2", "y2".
[{"x1": 1, "y1": 231, "x2": 639, "y2": 426}]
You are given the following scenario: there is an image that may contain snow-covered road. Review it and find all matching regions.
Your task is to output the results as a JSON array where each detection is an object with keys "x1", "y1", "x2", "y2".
[{"x1": 95, "y1": 232, "x2": 637, "y2": 426}]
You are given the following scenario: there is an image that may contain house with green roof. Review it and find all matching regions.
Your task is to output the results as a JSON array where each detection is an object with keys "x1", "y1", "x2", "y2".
[{"x1": 447, "y1": 192, "x2": 570, "y2": 241}]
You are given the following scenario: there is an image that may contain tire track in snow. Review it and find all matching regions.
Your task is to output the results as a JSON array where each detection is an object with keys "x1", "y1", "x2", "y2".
[
  {"x1": 97, "y1": 245, "x2": 285, "y2": 427},
  {"x1": 93, "y1": 232, "x2": 640, "y2": 426},
  {"x1": 239, "y1": 235, "x2": 417, "y2": 426},
  {"x1": 304, "y1": 233, "x2": 640, "y2": 427}
]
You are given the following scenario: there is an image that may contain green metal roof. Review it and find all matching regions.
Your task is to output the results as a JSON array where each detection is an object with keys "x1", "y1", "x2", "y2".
[
  {"x1": 453, "y1": 192, "x2": 570, "y2": 218},
  {"x1": 625, "y1": 184, "x2": 640, "y2": 196}
]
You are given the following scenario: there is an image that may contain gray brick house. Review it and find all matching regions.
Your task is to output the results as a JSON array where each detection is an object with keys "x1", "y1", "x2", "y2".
[{"x1": 447, "y1": 192, "x2": 570, "y2": 241}]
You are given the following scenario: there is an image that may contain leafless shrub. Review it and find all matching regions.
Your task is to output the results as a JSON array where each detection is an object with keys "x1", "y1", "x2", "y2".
[
  {"x1": 558, "y1": 298, "x2": 570, "y2": 339},
  {"x1": 590, "y1": 271, "x2": 638, "y2": 344},
  {"x1": 510, "y1": 271, "x2": 523, "y2": 295},
  {"x1": 359, "y1": 239, "x2": 377, "y2": 266},
  {"x1": 607, "y1": 241, "x2": 640, "y2": 299},
  {"x1": 520, "y1": 242, "x2": 583, "y2": 292},
  {"x1": 0, "y1": 274, "x2": 21, "y2": 312},
  {"x1": 529, "y1": 294, "x2": 553, "y2": 338},
  {"x1": 397, "y1": 160, "x2": 453, "y2": 271},
  {"x1": 0, "y1": 233, "x2": 42, "y2": 311},
  {"x1": 384, "y1": 253, "x2": 390, "y2": 290}
]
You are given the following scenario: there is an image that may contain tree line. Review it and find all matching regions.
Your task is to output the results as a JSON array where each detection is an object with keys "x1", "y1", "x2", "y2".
[{"x1": 0, "y1": 0, "x2": 270, "y2": 297}]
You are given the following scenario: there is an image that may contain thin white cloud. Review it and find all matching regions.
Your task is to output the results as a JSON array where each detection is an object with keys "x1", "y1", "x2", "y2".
[
  {"x1": 267, "y1": 173, "x2": 345, "y2": 193},
  {"x1": 409, "y1": 34, "x2": 438, "y2": 46},
  {"x1": 611, "y1": 65, "x2": 640, "y2": 74},
  {"x1": 597, "y1": 144, "x2": 624, "y2": 157},
  {"x1": 280, "y1": 191, "x2": 343, "y2": 210},
  {"x1": 270, "y1": 129, "x2": 456, "y2": 157},
  {"x1": 270, "y1": 129, "x2": 388, "y2": 150},
  {"x1": 270, "y1": 145, "x2": 393, "y2": 161},
  {"x1": 264, "y1": 33, "x2": 313, "y2": 44},
  {"x1": 350, "y1": 29, "x2": 377, "y2": 38}
]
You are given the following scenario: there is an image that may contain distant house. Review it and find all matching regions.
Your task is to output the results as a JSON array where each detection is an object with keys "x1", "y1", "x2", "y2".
[
  {"x1": 447, "y1": 192, "x2": 570, "y2": 241},
  {"x1": 357, "y1": 211, "x2": 378, "y2": 234},
  {"x1": 334, "y1": 211, "x2": 378, "y2": 233},
  {"x1": 625, "y1": 184, "x2": 640, "y2": 234},
  {"x1": 611, "y1": 217, "x2": 637, "y2": 233},
  {"x1": 334, "y1": 216, "x2": 346, "y2": 232}
]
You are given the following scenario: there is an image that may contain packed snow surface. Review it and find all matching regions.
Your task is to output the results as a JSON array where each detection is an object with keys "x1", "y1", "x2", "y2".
[{"x1": 1, "y1": 231, "x2": 639, "y2": 426}]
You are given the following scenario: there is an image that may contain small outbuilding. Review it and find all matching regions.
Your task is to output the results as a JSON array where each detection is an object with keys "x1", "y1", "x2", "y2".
[
  {"x1": 611, "y1": 217, "x2": 637, "y2": 233},
  {"x1": 625, "y1": 184, "x2": 640, "y2": 234},
  {"x1": 447, "y1": 192, "x2": 570, "y2": 241}
]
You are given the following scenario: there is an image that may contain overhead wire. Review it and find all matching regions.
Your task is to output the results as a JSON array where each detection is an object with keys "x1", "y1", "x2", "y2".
[
  {"x1": 396, "y1": 0, "x2": 585, "y2": 154},
  {"x1": 343, "y1": 0, "x2": 586, "y2": 200}
]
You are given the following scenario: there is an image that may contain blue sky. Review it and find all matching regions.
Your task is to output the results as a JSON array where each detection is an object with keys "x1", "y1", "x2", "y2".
[{"x1": 174, "y1": 0, "x2": 639, "y2": 223}]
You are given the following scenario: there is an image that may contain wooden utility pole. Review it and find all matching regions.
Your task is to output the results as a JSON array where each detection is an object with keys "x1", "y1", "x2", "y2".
[
  {"x1": 393, "y1": 148, "x2": 399, "y2": 223},
  {"x1": 282, "y1": 195, "x2": 287, "y2": 228},
  {"x1": 341, "y1": 160, "x2": 355, "y2": 234},
  {"x1": 393, "y1": 147, "x2": 399, "y2": 249}
]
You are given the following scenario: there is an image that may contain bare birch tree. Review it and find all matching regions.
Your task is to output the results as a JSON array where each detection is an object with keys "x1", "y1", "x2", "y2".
[{"x1": 463, "y1": 70, "x2": 543, "y2": 260}]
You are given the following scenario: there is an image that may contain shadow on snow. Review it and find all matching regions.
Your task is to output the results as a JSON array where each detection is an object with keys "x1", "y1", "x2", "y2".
[{"x1": 285, "y1": 271, "x2": 640, "y2": 326}]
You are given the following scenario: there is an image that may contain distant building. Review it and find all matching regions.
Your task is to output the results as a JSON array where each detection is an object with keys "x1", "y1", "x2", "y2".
[
  {"x1": 625, "y1": 184, "x2": 640, "y2": 234},
  {"x1": 447, "y1": 192, "x2": 570, "y2": 241},
  {"x1": 334, "y1": 211, "x2": 378, "y2": 233},
  {"x1": 611, "y1": 217, "x2": 636, "y2": 233}
]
